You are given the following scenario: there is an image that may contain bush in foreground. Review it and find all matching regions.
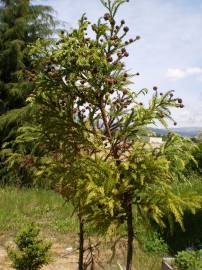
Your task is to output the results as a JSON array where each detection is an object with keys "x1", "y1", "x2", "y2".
[
  {"x1": 175, "y1": 249, "x2": 202, "y2": 270},
  {"x1": 8, "y1": 224, "x2": 51, "y2": 270}
]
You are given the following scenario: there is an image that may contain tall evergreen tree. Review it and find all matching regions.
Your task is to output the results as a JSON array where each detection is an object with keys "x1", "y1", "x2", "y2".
[
  {"x1": 0, "y1": 0, "x2": 56, "y2": 183},
  {"x1": 0, "y1": 0, "x2": 55, "y2": 141}
]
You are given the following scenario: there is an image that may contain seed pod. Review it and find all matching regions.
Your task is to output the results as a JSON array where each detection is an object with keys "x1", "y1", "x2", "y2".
[
  {"x1": 123, "y1": 26, "x2": 129, "y2": 32},
  {"x1": 180, "y1": 104, "x2": 184, "y2": 108},
  {"x1": 174, "y1": 122, "x2": 177, "y2": 126},
  {"x1": 124, "y1": 73, "x2": 128, "y2": 77},
  {"x1": 153, "y1": 86, "x2": 158, "y2": 91},
  {"x1": 107, "y1": 56, "x2": 113, "y2": 62},
  {"x1": 124, "y1": 52, "x2": 129, "y2": 57},
  {"x1": 121, "y1": 48, "x2": 126, "y2": 53},
  {"x1": 123, "y1": 89, "x2": 128, "y2": 95},
  {"x1": 129, "y1": 38, "x2": 134, "y2": 43},
  {"x1": 104, "y1": 13, "x2": 110, "y2": 21},
  {"x1": 178, "y1": 98, "x2": 183, "y2": 104},
  {"x1": 125, "y1": 41, "x2": 129, "y2": 45},
  {"x1": 160, "y1": 93, "x2": 163, "y2": 96},
  {"x1": 121, "y1": 20, "x2": 125, "y2": 25},
  {"x1": 136, "y1": 36, "x2": 141, "y2": 40}
]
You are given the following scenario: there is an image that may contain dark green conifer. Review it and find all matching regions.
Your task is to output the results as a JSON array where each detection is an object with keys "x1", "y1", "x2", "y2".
[
  {"x1": 0, "y1": 0, "x2": 56, "y2": 183},
  {"x1": 0, "y1": 0, "x2": 55, "y2": 115}
]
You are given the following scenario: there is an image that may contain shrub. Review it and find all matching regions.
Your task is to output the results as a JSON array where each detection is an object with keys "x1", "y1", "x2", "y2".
[
  {"x1": 175, "y1": 249, "x2": 202, "y2": 270},
  {"x1": 138, "y1": 230, "x2": 169, "y2": 256},
  {"x1": 8, "y1": 224, "x2": 51, "y2": 270}
]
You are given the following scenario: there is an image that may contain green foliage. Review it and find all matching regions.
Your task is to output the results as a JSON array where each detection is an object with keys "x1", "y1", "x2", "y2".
[
  {"x1": 175, "y1": 250, "x2": 202, "y2": 270},
  {"x1": 189, "y1": 141, "x2": 202, "y2": 173},
  {"x1": 137, "y1": 229, "x2": 169, "y2": 256},
  {"x1": 0, "y1": 124, "x2": 43, "y2": 186},
  {"x1": 8, "y1": 224, "x2": 51, "y2": 270},
  {"x1": 163, "y1": 174, "x2": 202, "y2": 252},
  {"x1": 119, "y1": 135, "x2": 202, "y2": 230}
]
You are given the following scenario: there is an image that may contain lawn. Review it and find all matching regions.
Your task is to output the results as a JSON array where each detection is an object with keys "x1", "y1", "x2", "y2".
[{"x1": 0, "y1": 187, "x2": 77, "y2": 233}]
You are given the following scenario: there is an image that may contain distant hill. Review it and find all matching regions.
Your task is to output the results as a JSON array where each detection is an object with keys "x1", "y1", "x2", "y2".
[{"x1": 150, "y1": 127, "x2": 202, "y2": 137}]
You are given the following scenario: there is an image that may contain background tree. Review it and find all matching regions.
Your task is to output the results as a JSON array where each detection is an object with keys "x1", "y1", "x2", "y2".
[
  {"x1": 0, "y1": 0, "x2": 56, "y2": 184},
  {"x1": 8, "y1": 0, "x2": 202, "y2": 269}
]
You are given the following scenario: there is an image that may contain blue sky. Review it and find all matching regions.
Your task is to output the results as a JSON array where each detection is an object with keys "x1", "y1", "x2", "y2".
[{"x1": 37, "y1": 0, "x2": 202, "y2": 128}]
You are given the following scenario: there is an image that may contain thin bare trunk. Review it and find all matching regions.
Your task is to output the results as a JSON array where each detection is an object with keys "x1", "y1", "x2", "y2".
[
  {"x1": 79, "y1": 215, "x2": 84, "y2": 270},
  {"x1": 126, "y1": 201, "x2": 134, "y2": 270}
]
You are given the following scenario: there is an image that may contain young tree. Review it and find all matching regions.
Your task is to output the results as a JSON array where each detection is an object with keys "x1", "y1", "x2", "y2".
[
  {"x1": 12, "y1": 0, "x2": 202, "y2": 269},
  {"x1": 0, "y1": 0, "x2": 56, "y2": 184},
  {"x1": 8, "y1": 224, "x2": 51, "y2": 270}
]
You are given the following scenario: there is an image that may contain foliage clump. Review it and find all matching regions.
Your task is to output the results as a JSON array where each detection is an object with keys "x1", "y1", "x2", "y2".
[
  {"x1": 138, "y1": 231, "x2": 169, "y2": 256},
  {"x1": 175, "y1": 249, "x2": 202, "y2": 270},
  {"x1": 8, "y1": 224, "x2": 51, "y2": 270}
]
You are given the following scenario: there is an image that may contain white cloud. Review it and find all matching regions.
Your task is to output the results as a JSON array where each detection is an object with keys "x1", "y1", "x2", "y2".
[
  {"x1": 166, "y1": 67, "x2": 202, "y2": 80},
  {"x1": 166, "y1": 68, "x2": 186, "y2": 80}
]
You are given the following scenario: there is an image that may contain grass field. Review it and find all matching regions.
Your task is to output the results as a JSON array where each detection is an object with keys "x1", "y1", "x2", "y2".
[{"x1": 0, "y1": 187, "x2": 77, "y2": 233}]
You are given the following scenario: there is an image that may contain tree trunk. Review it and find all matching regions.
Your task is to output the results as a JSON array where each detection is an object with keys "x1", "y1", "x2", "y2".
[
  {"x1": 126, "y1": 201, "x2": 134, "y2": 270},
  {"x1": 79, "y1": 215, "x2": 84, "y2": 270}
]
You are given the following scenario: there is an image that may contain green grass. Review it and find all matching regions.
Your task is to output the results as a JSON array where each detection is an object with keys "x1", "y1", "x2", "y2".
[
  {"x1": 0, "y1": 187, "x2": 77, "y2": 233},
  {"x1": 172, "y1": 173, "x2": 202, "y2": 195}
]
